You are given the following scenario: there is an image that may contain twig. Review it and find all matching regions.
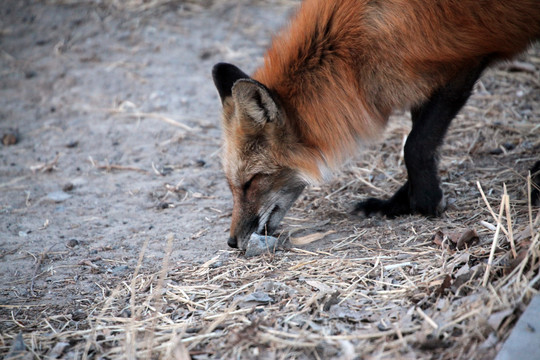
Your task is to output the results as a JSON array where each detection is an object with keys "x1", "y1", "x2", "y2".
[
  {"x1": 477, "y1": 181, "x2": 509, "y2": 237},
  {"x1": 416, "y1": 307, "x2": 438, "y2": 330},
  {"x1": 503, "y1": 185, "x2": 517, "y2": 259},
  {"x1": 113, "y1": 112, "x2": 196, "y2": 132},
  {"x1": 30, "y1": 154, "x2": 60, "y2": 173},
  {"x1": 88, "y1": 156, "x2": 151, "y2": 174},
  {"x1": 97, "y1": 164, "x2": 150, "y2": 174},
  {"x1": 482, "y1": 194, "x2": 506, "y2": 287}
]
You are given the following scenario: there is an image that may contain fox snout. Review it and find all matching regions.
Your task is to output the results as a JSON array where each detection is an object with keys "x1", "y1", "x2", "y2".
[{"x1": 228, "y1": 181, "x2": 305, "y2": 250}]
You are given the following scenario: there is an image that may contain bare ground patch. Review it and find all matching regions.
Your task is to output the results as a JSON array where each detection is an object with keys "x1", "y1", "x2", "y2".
[{"x1": 1, "y1": 0, "x2": 539, "y2": 359}]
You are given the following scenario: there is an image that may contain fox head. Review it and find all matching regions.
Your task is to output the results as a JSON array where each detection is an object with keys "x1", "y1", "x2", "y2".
[{"x1": 212, "y1": 63, "x2": 308, "y2": 250}]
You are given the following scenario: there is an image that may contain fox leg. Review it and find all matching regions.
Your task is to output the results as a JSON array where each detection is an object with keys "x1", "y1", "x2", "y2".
[{"x1": 356, "y1": 60, "x2": 490, "y2": 217}]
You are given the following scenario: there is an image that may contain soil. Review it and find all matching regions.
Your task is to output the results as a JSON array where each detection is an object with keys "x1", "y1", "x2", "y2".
[
  {"x1": 0, "y1": 0, "x2": 296, "y2": 308},
  {"x1": 0, "y1": 0, "x2": 539, "y2": 358}
]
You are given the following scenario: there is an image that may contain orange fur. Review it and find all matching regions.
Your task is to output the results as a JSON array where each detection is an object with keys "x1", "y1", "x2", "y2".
[{"x1": 253, "y1": 0, "x2": 540, "y2": 179}]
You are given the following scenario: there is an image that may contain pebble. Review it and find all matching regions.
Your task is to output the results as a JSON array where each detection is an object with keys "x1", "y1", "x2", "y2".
[
  {"x1": 110, "y1": 265, "x2": 129, "y2": 275},
  {"x1": 242, "y1": 291, "x2": 273, "y2": 304},
  {"x1": 2, "y1": 131, "x2": 19, "y2": 146},
  {"x1": 65, "y1": 140, "x2": 79, "y2": 148},
  {"x1": 67, "y1": 239, "x2": 79, "y2": 248},
  {"x1": 71, "y1": 309, "x2": 87, "y2": 321},
  {"x1": 62, "y1": 183, "x2": 74, "y2": 192},
  {"x1": 46, "y1": 191, "x2": 72, "y2": 202},
  {"x1": 245, "y1": 233, "x2": 279, "y2": 258}
]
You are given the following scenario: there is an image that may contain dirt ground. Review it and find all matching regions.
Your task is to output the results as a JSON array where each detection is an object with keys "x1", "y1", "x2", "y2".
[
  {"x1": 0, "y1": 0, "x2": 292, "y2": 304},
  {"x1": 1, "y1": 0, "x2": 539, "y2": 359}
]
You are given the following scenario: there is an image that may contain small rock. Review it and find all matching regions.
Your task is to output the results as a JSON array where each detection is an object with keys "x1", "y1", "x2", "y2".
[
  {"x1": 377, "y1": 321, "x2": 390, "y2": 331},
  {"x1": 67, "y1": 239, "x2": 79, "y2": 248},
  {"x1": 2, "y1": 131, "x2": 19, "y2": 146},
  {"x1": 36, "y1": 39, "x2": 49, "y2": 46},
  {"x1": 199, "y1": 48, "x2": 217, "y2": 60},
  {"x1": 241, "y1": 291, "x2": 273, "y2": 304},
  {"x1": 110, "y1": 265, "x2": 129, "y2": 275},
  {"x1": 159, "y1": 165, "x2": 174, "y2": 176},
  {"x1": 65, "y1": 140, "x2": 79, "y2": 148},
  {"x1": 71, "y1": 309, "x2": 86, "y2": 321},
  {"x1": 157, "y1": 202, "x2": 173, "y2": 209},
  {"x1": 24, "y1": 71, "x2": 37, "y2": 79},
  {"x1": 46, "y1": 191, "x2": 72, "y2": 202},
  {"x1": 245, "y1": 233, "x2": 279, "y2": 257},
  {"x1": 63, "y1": 183, "x2": 74, "y2": 192},
  {"x1": 502, "y1": 142, "x2": 516, "y2": 151},
  {"x1": 489, "y1": 148, "x2": 503, "y2": 155},
  {"x1": 70, "y1": 177, "x2": 87, "y2": 188}
]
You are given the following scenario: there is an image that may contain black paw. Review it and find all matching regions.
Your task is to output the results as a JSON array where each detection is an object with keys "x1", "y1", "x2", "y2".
[
  {"x1": 354, "y1": 183, "x2": 411, "y2": 218},
  {"x1": 353, "y1": 197, "x2": 381, "y2": 217},
  {"x1": 409, "y1": 190, "x2": 445, "y2": 217},
  {"x1": 354, "y1": 181, "x2": 445, "y2": 218},
  {"x1": 354, "y1": 197, "x2": 410, "y2": 218}
]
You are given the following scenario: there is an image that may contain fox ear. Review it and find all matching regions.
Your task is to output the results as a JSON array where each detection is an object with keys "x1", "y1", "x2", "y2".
[
  {"x1": 232, "y1": 79, "x2": 280, "y2": 125},
  {"x1": 212, "y1": 63, "x2": 250, "y2": 103}
]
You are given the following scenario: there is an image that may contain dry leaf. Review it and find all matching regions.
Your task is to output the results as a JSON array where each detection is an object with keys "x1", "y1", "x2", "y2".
[
  {"x1": 432, "y1": 230, "x2": 445, "y2": 247},
  {"x1": 433, "y1": 229, "x2": 479, "y2": 251},
  {"x1": 452, "y1": 229, "x2": 479, "y2": 250},
  {"x1": 504, "y1": 249, "x2": 529, "y2": 275},
  {"x1": 435, "y1": 275, "x2": 452, "y2": 296}
]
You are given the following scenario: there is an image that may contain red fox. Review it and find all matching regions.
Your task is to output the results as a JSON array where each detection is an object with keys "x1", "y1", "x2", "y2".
[{"x1": 212, "y1": 0, "x2": 540, "y2": 249}]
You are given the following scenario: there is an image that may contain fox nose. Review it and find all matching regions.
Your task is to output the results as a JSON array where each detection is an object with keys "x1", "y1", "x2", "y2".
[{"x1": 227, "y1": 236, "x2": 238, "y2": 248}]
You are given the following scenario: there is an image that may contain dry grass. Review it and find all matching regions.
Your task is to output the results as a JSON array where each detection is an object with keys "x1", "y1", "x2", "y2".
[
  {"x1": 1, "y1": 208, "x2": 539, "y2": 358},
  {"x1": 1, "y1": 0, "x2": 539, "y2": 358}
]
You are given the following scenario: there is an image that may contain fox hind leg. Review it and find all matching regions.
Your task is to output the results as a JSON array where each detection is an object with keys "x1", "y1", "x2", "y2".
[{"x1": 356, "y1": 60, "x2": 491, "y2": 217}]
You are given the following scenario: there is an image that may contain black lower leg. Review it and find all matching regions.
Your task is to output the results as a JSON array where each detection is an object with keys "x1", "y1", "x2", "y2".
[{"x1": 356, "y1": 60, "x2": 490, "y2": 217}]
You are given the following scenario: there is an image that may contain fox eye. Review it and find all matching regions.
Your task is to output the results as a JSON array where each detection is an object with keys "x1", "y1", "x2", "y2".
[{"x1": 242, "y1": 174, "x2": 262, "y2": 194}]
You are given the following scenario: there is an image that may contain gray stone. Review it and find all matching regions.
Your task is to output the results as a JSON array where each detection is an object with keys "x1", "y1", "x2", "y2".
[
  {"x1": 245, "y1": 233, "x2": 279, "y2": 257},
  {"x1": 242, "y1": 291, "x2": 273, "y2": 304}
]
